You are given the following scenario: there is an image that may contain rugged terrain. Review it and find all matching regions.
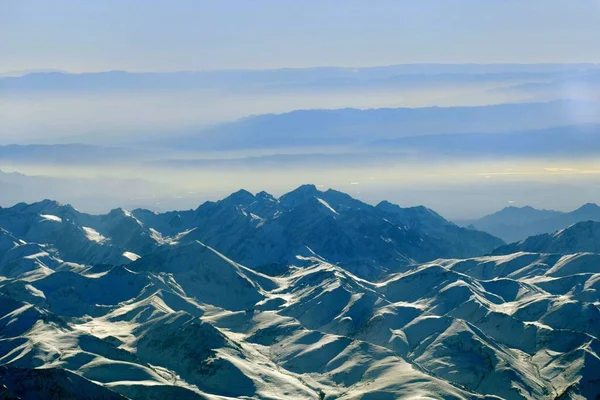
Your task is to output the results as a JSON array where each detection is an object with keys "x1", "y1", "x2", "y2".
[{"x1": 0, "y1": 186, "x2": 599, "y2": 399}]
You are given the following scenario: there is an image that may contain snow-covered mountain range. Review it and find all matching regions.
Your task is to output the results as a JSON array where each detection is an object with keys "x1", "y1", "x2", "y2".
[{"x1": 0, "y1": 186, "x2": 599, "y2": 399}]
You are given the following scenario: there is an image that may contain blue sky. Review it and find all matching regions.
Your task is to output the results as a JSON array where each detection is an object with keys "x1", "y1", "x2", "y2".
[{"x1": 1, "y1": 0, "x2": 600, "y2": 72}]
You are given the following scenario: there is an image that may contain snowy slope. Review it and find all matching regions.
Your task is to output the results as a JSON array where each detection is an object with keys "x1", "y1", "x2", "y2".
[
  {"x1": 0, "y1": 193, "x2": 599, "y2": 399},
  {"x1": 0, "y1": 200, "x2": 169, "y2": 266}
]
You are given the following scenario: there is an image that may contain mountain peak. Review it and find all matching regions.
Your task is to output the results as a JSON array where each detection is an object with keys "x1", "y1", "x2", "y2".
[
  {"x1": 501, "y1": 205, "x2": 535, "y2": 212},
  {"x1": 279, "y1": 184, "x2": 321, "y2": 209},
  {"x1": 32, "y1": 199, "x2": 61, "y2": 210},
  {"x1": 38, "y1": 199, "x2": 61, "y2": 207},
  {"x1": 256, "y1": 190, "x2": 277, "y2": 202},
  {"x1": 107, "y1": 207, "x2": 132, "y2": 217},
  {"x1": 221, "y1": 189, "x2": 255, "y2": 206},
  {"x1": 376, "y1": 200, "x2": 406, "y2": 211},
  {"x1": 573, "y1": 202, "x2": 600, "y2": 213},
  {"x1": 6, "y1": 199, "x2": 66, "y2": 215},
  {"x1": 288, "y1": 184, "x2": 320, "y2": 195},
  {"x1": 559, "y1": 219, "x2": 600, "y2": 234}
]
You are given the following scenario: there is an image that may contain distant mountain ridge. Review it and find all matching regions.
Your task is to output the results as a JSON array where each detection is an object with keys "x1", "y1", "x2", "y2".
[
  {"x1": 150, "y1": 101, "x2": 600, "y2": 151},
  {"x1": 3, "y1": 64, "x2": 597, "y2": 92},
  {"x1": 460, "y1": 202, "x2": 600, "y2": 243},
  {"x1": 6, "y1": 123, "x2": 600, "y2": 166}
]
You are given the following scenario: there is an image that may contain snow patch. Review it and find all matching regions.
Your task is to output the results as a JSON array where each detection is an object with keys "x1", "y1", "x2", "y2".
[
  {"x1": 122, "y1": 251, "x2": 141, "y2": 261},
  {"x1": 524, "y1": 321, "x2": 554, "y2": 331},
  {"x1": 82, "y1": 227, "x2": 107, "y2": 243},
  {"x1": 316, "y1": 198, "x2": 339, "y2": 215},
  {"x1": 40, "y1": 214, "x2": 62, "y2": 223}
]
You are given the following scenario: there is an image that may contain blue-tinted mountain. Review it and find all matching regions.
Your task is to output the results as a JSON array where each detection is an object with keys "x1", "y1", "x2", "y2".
[
  {"x1": 155, "y1": 101, "x2": 600, "y2": 151},
  {"x1": 461, "y1": 202, "x2": 600, "y2": 242},
  {"x1": 131, "y1": 184, "x2": 503, "y2": 279}
]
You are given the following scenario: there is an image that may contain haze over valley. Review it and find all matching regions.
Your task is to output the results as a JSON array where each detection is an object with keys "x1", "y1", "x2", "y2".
[{"x1": 2, "y1": 70, "x2": 600, "y2": 218}]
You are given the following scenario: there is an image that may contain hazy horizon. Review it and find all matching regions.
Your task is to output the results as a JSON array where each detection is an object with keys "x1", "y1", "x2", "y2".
[{"x1": 3, "y1": 62, "x2": 600, "y2": 76}]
